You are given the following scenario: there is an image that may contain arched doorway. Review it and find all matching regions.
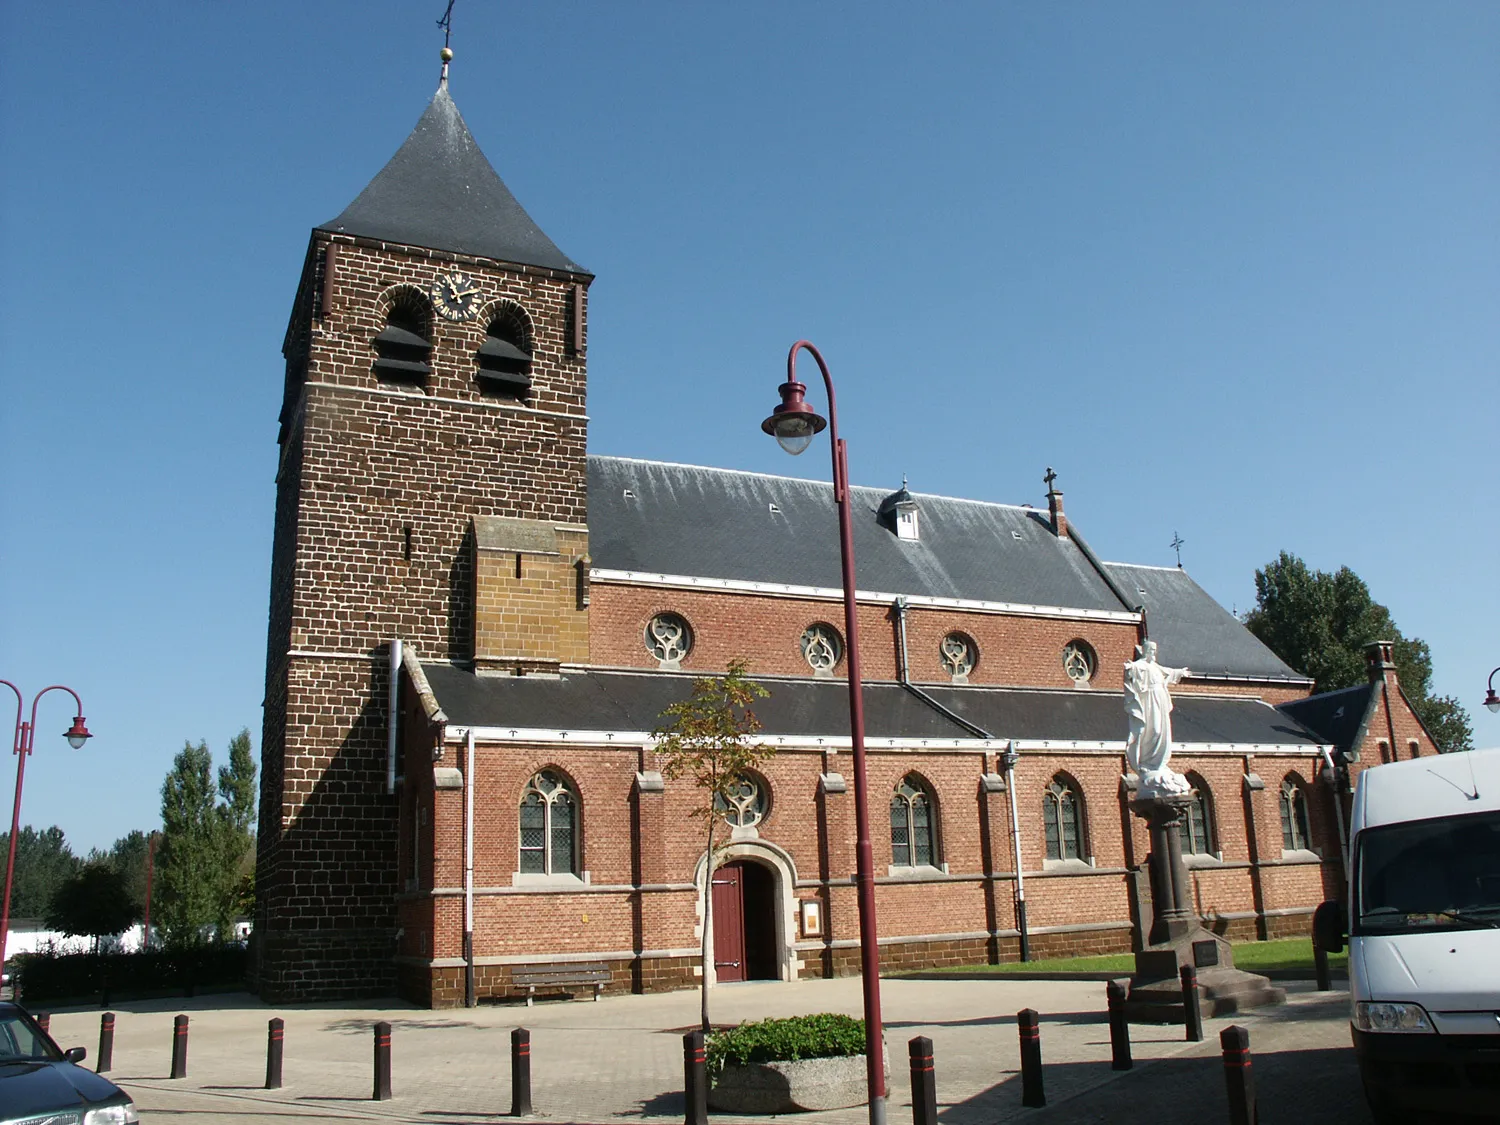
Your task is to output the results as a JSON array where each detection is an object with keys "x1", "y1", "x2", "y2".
[{"x1": 711, "y1": 860, "x2": 779, "y2": 982}]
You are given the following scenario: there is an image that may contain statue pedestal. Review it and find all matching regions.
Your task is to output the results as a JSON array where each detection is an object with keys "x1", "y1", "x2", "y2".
[{"x1": 1123, "y1": 796, "x2": 1285, "y2": 1023}]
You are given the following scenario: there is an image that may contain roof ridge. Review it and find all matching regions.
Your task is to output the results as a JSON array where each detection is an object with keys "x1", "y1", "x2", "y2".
[
  {"x1": 589, "y1": 455, "x2": 1043, "y2": 514},
  {"x1": 1103, "y1": 561, "x2": 1192, "y2": 573}
]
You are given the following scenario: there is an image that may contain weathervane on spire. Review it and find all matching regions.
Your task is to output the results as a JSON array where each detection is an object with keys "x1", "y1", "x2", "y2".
[
  {"x1": 1170, "y1": 531, "x2": 1185, "y2": 568},
  {"x1": 437, "y1": 0, "x2": 456, "y2": 81}
]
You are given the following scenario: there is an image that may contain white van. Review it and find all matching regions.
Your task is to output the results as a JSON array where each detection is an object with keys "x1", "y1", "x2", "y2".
[{"x1": 1319, "y1": 746, "x2": 1500, "y2": 1122}]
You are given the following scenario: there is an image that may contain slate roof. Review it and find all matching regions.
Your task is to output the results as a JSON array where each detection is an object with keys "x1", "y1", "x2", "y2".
[
  {"x1": 319, "y1": 82, "x2": 585, "y2": 275},
  {"x1": 587, "y1": 458, "x2": 1127, "y2": 615},
  {"x1": 422, "y1": 665, "x2": 1327, "y2": 748},
  {"x1": 1277, "y1": 683, "x2": 1377, "y2": 754},
  {"x1": 1102, "y1": 563, "x2": 1306, "y2": 683}
]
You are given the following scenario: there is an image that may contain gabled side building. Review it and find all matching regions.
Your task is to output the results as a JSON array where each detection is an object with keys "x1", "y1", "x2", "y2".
[{"x1": 256, "y1": 70, "x2": 1442, "y2": 1004}]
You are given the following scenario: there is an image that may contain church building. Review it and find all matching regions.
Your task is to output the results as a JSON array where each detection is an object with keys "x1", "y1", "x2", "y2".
[{"x1": 255, "y1": 63, "x2": 1441, "y2": 1005}]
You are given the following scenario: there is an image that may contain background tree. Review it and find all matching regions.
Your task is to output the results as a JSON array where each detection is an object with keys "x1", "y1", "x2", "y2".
[
  {"x1": 213, "y1": 729, "x2": 257, "y2": 937},
  {"x1": 99, "y1": 830, "x2": 152, "y2": 919},
  {"x1": 156, "y1": 740, "x2": 223, "y2": 945},
  {"x1": 45, "y1": 861, "x2": 138, "y2": 951},
  {"x1": 652, "y1": 659, "x2": 773, "y2": 1034},
  {"x1": 0, "y1": 826, "x2": 79, "y2": 918},
  {"x1": 1244, "y1": 551, "x2": 1474, "y2": 752}
]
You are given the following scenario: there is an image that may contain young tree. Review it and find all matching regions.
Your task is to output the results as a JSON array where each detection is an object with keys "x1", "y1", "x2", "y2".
[
  {"x1": 652, "y1": 659, "x2": 773, "y2": 1033},
  {"x1": 213, "y1": 729, "x2": 257, "y2": 937},
  {"x1": 156, "y1": 740, "x2": 222, "y2": 945},
  {"x1": 0, "y1": 826, "x2": 78, "y2": 918},
  {"x1": 1245, "y1": 551, "x2": 1474, "y2": 752},
  {"x1": 104, "y1": 830, "x2": 152, "y2": 919},
  {"x1": 45, "y1": 862, "x2": 138, "y2": 951}
]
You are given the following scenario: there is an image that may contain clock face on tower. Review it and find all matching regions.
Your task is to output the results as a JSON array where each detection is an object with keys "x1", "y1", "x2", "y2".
[{"x1": 430, "y1": 270, "x2": 481, "y2": 321}]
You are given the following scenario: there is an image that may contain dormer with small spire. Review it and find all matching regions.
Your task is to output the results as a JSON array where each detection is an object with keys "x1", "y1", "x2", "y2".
[{"x1": 878, "y1": 477, "x2": 921, "y2": 541}]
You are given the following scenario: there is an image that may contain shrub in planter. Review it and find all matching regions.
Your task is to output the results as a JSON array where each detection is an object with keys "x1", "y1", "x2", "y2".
[{"x1": 708, "y1": 1014, "x2": 885, "y2": 1113}]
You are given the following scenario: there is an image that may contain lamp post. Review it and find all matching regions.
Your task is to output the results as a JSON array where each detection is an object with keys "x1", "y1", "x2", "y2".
[
  {"x1": 1484, "y1": 667, "x2": 1500, "y2": 715},
  {"x1": 0, "y1": 682, "x2": 92, "y2": 975},
  {"x1": 762, "y1": 340, "x2": 886, "y2": 1125}
]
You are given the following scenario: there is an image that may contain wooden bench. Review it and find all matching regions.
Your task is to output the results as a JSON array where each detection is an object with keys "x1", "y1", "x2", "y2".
[{"x1": 509, "y1": 962, "x2": 612, "y2": 1006}]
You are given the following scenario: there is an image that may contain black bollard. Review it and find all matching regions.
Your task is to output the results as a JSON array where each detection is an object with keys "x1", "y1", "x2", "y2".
[
  {"x1": 1220, "y1": 1025, "x2": 1256, "y2": 1125},
  {"x1": 511, "y1": 1027, "x2": 532, "y2": 1116},
  {"x1": 682, "y1": 1029, "x2": 707, "y2": 1125},
  {"x1": 908, "y1": 1035, "x2": 937, "y2": 1125},
  {"x1": 35, "y1": 1013, "x2": 50, "y2": 1036},
  {"x1": 1017, "y1": 1008, "x2": 1045, "y2": 1108},
  {"x1": 170, "y1": 1014, "x2": 189, "y2": 1079},
  {"x1": 1180, "y1": 965, "x2": 1204, "y2": 1042},
  {"x1": 266, "y1": 1017, "x2": 284, "y2": 1090},
  {"x1": 1106, "y1": 981, "x2": 1133, "y2": 1070},
  {"x1": 1313, "y1": 941, "x2": 1331, "y2": 991},
  {"x1": 373, "y1": 1021, "x2": 392, "y2": 1101},
  {"x1": 98, "y1": 1012, "x2": 115, "y2": 1073}
]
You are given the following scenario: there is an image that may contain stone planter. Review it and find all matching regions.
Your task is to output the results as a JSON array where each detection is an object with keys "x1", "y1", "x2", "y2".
[{"x1": 709, "y1": 1048, "x2": 888, "y2": 1114}]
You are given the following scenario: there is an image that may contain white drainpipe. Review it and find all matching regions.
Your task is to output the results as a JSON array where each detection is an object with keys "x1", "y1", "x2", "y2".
[{"x1": 464, "y1": 728, "x2": 476, "y2": 1007}]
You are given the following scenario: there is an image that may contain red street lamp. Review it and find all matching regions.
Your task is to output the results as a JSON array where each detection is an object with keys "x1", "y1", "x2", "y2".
[
  {"x1": 762, "y1": 340, "x2": 887, "y2": 1125},
  {"x1": 0, "y1": 682, "x2": 92, "y2": 977},
  {"x1": 1484, "y1": 667, "x2": 1500, "y2": 714}
]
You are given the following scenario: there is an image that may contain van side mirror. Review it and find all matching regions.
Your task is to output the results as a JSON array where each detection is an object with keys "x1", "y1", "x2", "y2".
[
  {"x1": 64, "y1": 1046, "x2": 87, "y2": 1063},
  {"x1": 1313, "y1": 899, "x2": 1346, "y2": 954}
]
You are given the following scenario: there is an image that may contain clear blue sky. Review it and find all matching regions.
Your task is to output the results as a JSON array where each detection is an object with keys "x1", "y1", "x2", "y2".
[{"x1": 2, "y1": 2, "x2": 1496, "y2": 854}]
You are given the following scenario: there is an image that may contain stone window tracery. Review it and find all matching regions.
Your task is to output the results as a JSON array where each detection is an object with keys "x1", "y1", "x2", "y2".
[
  {"x1": 1179, "y1": 775, "x2": 1215, "y2": 855},
  {"x1": 1043, "y1": 777, "x2": 1084, "y2": 861},
  {"x1": 714, "y1": 774, "x2": 768, "y2": 828},
  {"x1": 940, "y1": 633, "x2": 977, "y2": 683},
  {"x1": 520, "y1": 770, "x2": 578, "y2": 875},
  {"x1": 645, "y1": 612, "x2": 693, "y2": 669},
  {"x1": 1062, "y1": 640, "x2": 1097, "y2": 686},
  {"x1": 1279, "y1": 777, "x2": 1311, "y2": 851},
  {"x1": 800, "y1": 623, "x2": 843, "y2": 676},
  {"x1": 890, "y1": 775, "x2": 937, "y2": 867}
]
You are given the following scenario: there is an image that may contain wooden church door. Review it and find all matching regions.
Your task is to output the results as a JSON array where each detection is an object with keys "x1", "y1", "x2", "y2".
[{"x1": 711, "y1": 863, "x2": 746, "y2": 982}]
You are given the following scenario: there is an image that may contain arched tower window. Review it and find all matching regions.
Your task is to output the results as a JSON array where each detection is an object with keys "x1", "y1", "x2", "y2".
[
  {"x1": 520, "y1": 770, "x2": 578, "y2": 875},
  {"x1": 1043, "y1": 776, "x2": 1085, "y2": 861},
  {"x1": 476, "y1": 304, "x2": 533, "y2": 396},
  {"x1": 890, "y1": 775, "x2": 938, "y2": 867},
  {"x1": 1279, "y1": 776, "x2": 1311, "y2": 852},
  {"x1": 1179, "y1": 773, "x2": 1215, "y2": 855},
  {"x1": 373, "y1": 291, "x2": 433, "y2": 384}
]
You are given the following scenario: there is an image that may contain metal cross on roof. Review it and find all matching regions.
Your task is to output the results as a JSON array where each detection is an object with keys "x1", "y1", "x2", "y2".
[
  {"x1": 1043, "y1": 467, "x2": 1058, "y2": 493},
  {"x1": 1170, "y1": 531, "x2": 1186, "y2": 568}
]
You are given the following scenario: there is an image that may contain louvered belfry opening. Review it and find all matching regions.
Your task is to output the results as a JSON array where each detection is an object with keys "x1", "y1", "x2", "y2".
[
  {"x1": 476, "y1": 308, "x2": 532, "y2": 396},
  {"x1": 372, "y1": 292, "x2": 433, "y2": 383}
]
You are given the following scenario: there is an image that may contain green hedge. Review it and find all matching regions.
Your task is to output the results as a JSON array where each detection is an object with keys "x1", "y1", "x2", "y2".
[
  {"x1": 14, "y1": 946, "x2": 247, "y2": 1003},
  {"x1": 707, "y1": 1013, "x2": 866, "y2": 1072}
]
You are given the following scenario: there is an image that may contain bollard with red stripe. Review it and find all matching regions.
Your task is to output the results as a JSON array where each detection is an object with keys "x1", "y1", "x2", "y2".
[
  {"x1": 1017, "y1": 1008, "x2": 1045, "y2": 1108},
  {"x1": 908, "y1": 1035, "x2": 937, "y2": 1125},
  {"x1": 1106, "y1": 981, "x2": 1132, "y2": 1070},
  {"x1": 266, "y1": 1017, "x2": 284, "y2": 1090},
  {"x1": 683, "y1": 1029, "x2": 707, "y2": 1125},
  {"x1": 97, "y1": 1012, "x2": 115, "y2": 1073},
  {"x1": 35, "y1": 1013, "x2": 50, "y2": 1036},
  {"x1": 1180, "y1": 965, "x2": 1204, "y2": 1042},
  {"x1": 1220, "y1": 1025, "x2": 1256, "y2": 1125},
  {"x1": 511, "y1": 1027, "x2": 532, "y2": 1116},
  {"x1": 170, "y1": 1014, "x2": 189, "y2": 1079},
  {"x1": 373, "y1": 1021, "x2": 392, "y2": 1101}
]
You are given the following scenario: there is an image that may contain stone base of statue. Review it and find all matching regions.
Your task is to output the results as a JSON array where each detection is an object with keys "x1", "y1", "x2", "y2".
[{"x1": 1122, "y1": 795, "x2": 1286, "y2": 1023}]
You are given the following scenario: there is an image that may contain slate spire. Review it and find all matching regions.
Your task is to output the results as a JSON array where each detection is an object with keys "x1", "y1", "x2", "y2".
[{"x1": 319, "y1": 64, "x2": 586, "y2": 275}]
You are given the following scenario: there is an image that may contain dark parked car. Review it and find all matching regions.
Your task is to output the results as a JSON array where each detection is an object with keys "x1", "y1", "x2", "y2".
[{"x1": 0, "y1": 1001, "x2": 138, "y2": 1124}]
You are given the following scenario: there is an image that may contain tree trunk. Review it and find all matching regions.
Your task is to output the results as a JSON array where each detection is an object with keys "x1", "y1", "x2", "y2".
[{"x1": 701, "y1": 814, "x2": 715, "y2": 1035}]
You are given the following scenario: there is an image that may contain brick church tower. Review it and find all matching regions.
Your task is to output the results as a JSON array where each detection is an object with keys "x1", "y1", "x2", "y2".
[{"x1": 256, "y1": 60, "x2": 593, "y2": 1000}]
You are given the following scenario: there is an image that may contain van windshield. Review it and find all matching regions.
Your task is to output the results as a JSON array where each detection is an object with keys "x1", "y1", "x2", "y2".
[{"x1": 1356, "y1": 809, "x2": 1500, "y2": 934}]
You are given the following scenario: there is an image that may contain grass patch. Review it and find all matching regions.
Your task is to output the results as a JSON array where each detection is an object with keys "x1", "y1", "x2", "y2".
[{"x1": 902, "y1": 937, "x2": 1347, "y2": 976}]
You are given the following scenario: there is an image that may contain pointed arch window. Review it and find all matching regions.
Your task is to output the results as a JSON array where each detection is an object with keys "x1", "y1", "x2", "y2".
[
  {"x1": 890, "y1": 775, "x2": 937, "y2": 867},
  {"x1": 1280, "y1": 777, "x2": 1311, "y2": 852},
  {"x1": 520, "y1": 770, "x2": 578, "y2": 875},
  {"x1": 1043, "y1": 777, "x2": 1084, "y2": 861},
  {"x1": 1178, "y1": 775, "x2": 1215, "y2": 855}
]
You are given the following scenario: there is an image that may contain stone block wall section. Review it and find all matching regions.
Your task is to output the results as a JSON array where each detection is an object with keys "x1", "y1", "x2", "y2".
[
  {"x1": 258, "y1": 231, "x2": 592, "y2": 1001},
  {"x1": 392, "y1": 727, "x2": 1348, "y2": 1007},
  {"x1": 473, "y1": 517, "x2": 589, "y2": 673}
]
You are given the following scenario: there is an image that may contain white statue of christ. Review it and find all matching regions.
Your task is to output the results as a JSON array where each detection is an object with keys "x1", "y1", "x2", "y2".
[{"x1": 1124, "y1": 640, "x2": 1192, "y2": 799}]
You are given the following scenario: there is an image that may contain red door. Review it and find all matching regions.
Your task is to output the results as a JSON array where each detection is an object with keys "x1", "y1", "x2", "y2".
[{"x1": 711, "y1": 864, "x2": 746, "y2": 982}]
